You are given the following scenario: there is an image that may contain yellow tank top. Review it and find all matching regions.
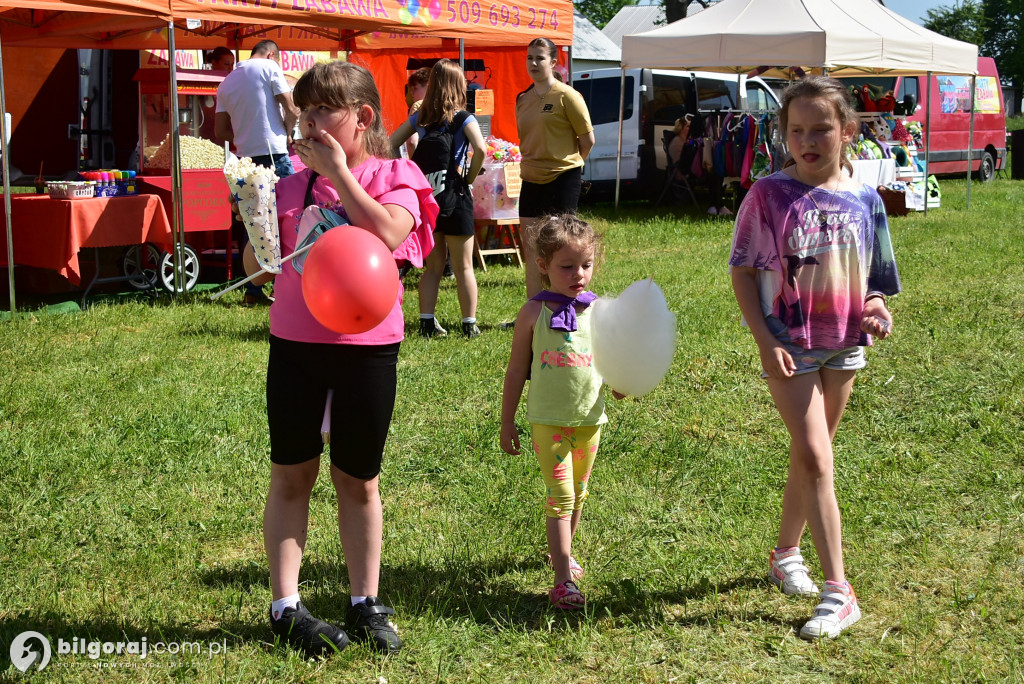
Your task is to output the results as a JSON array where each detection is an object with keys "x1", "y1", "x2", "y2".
[{"x1": 526, "y1": 305, "x2": 607, "y2": 427}]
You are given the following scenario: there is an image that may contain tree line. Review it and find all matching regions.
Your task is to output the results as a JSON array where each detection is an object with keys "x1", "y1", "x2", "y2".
[
  {"x1": 923, "y1": 0, "x2": 1022, "y2": 114},
  {"x1": 574, "y1": 0, "x2": 1020, "y2": 115}
]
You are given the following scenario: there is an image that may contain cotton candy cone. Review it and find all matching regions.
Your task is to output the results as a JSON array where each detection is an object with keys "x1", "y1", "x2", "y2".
[{"x1": 591, "y1": 279, "x2": 676, "y2": 397}]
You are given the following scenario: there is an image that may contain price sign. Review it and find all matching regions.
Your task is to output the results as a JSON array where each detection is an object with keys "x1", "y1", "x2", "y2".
[{"x1": 473, "y1": 90, "x2": 495, "y2": 117}]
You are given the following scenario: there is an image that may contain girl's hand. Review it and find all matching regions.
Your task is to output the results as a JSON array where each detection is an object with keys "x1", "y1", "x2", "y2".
[
  {"x1": 862, "y1": 299, "x2": 893, "y2": 339},
  {"x1": 760, "y1": 342, "x2": 797, "y2": 379},
  {"x1": 500, "y1": 422, "x2": 521, "y2": 455},
  {"x1": 293, "y1": 130, "x2": 347, "y2": 177}
]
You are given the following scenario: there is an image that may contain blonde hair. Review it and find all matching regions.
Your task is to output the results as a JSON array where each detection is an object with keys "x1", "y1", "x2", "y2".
[
  {"x1": 417, "y1": 59, "x2": 467, "y2": 128},
  {"x1": 292, "y1": 61, "x2": 392, "y2": 159},
  {"x1": 779, "y1": 75, "x2": 856, "y2": 174},
  {"x1": 530, "y1": 214, "x2": 603, "y2": 287}
]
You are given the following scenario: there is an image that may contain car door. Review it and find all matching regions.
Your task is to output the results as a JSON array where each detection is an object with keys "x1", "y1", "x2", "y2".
[{"x1": 573, "y1": 70, "x2": 638, "y2": 183}]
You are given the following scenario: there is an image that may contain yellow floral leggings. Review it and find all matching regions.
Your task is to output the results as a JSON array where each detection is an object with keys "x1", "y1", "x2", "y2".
[{"x1": 531, "y1": 424, "x2": 602, "y2": 519}]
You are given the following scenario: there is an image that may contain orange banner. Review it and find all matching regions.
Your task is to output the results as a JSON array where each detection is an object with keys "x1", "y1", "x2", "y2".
[
  {"x1": 170, "y1": 0, "x2": 572, "y2": 46},
  {"x1": 2, "y1": 1, "x2": 572, "y2": 48}
]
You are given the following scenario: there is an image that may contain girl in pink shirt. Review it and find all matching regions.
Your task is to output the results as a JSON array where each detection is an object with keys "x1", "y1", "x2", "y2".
[{"x1": 242, "y1": 61, "x2": 437, "y2": 658}]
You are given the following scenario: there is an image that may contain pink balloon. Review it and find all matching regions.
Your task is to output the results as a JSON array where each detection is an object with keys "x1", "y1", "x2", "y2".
[{"x1": 301, "y1": 226, "x2": 399, "y2": 334}]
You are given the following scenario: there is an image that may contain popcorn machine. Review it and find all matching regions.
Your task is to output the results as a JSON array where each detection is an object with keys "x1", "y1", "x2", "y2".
[{"x1": 128, "y1": 67, "x2": 235, "y2": 291}]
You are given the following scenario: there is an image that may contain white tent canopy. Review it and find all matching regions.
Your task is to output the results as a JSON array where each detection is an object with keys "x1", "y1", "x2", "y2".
[{"x1": 621, "y1": 0, "x2": 978, "y2": 77}]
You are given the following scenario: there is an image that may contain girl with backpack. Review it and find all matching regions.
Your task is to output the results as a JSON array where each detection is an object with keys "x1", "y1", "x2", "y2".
[{"x1": 391, "y1": 59, "x2": 487, "y2": 338}]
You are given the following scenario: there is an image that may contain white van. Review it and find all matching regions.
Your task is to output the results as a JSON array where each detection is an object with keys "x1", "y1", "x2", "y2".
[{"x1": 572, "y1": 68, "x2": 781, "y2": 199}]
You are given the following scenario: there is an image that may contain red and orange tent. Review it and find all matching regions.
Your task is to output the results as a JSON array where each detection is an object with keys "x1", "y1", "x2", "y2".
[{"x1": 1, "y1": 0, "x2": 573, "y2": 308}]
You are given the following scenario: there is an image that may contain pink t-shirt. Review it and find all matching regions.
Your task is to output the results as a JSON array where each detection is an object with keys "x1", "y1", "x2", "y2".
[{"x1": 269, "y1": 157, "x2": 438, "y2": 345}]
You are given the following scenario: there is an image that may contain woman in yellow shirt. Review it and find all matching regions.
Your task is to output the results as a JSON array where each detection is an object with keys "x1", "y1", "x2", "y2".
[{"x1": 515, "y1": 37, "x2": 595, "y2": 298}]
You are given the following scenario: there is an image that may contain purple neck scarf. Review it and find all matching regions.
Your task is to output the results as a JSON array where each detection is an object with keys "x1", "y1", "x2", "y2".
[{"x1": 530, "y1": 289, "x2": 598, "y2": 332}]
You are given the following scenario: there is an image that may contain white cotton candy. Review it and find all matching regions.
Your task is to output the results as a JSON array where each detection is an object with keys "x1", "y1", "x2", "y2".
[{"x1": 591, "y1": 279, "x2": 676, "y2": 397}]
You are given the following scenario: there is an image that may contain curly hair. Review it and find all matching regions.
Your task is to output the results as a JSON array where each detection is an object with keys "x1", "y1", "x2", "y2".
[{"x1": 529, "y1": 214, "x2": 603, "y2": 286}]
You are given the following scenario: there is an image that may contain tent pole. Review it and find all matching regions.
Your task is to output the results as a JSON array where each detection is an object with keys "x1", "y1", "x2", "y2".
[
  {"x1": 966, "y1": 74, "x2": 976, "y2": 210},
  {"x1": 459, "y1": 39, "x2": 464, "y2": 70},
  {"x1": 0, "y1": 30, "x2": 14, "y2": 314},
  {"x1": 924, "y1": 72, "x2": 931, "y2": 216},
  {"x1": 167, "y1": 23, "x2": 186, "y2": 294},
  {"x1": 614, "y1": 68, "x2": 625, "y2": 210}
]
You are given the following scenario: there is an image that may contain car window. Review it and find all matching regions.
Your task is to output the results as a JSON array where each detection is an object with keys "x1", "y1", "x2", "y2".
[
  {"x1": 651, "y1": 73, "x2": 694, "y2": 123},
  {"x1": 745, "y1": 83, "x2": 778, "y2": 112},
  {"x1": 696, "y1": 77, "x2": 738, "y2": 110},
  {"x1": 897, "y1": 77, "x2": 919, "y2": 103},
  {"x1": 574, "y1": 76, "x2": 634, "y2": 126}
]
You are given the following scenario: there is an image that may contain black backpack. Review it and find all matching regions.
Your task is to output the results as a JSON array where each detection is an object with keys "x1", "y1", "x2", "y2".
[{"x1": 410, "y1": 110, "x2": 471, "y2": 218}]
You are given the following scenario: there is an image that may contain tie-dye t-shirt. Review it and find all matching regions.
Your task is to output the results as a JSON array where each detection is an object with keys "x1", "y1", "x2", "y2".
[{"x1": 728, "y1": 171, "x2": 901, "y2": 350}]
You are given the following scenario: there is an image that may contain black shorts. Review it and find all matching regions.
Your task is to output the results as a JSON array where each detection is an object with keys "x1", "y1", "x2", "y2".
[
  {"x1": 266, "y1": 336, "x2": 400, "y2": 479},
  {"x1": 433, "y1": 191, "x2": 474, "y2": 237},
  {"x1": 518, "y1": 166, "x2": 583, "y2": 218}
]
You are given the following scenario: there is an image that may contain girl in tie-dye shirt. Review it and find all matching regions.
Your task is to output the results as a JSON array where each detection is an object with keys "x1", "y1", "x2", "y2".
[{"x1": 729, "y1": 76, "x2": 901, "y2": 643}]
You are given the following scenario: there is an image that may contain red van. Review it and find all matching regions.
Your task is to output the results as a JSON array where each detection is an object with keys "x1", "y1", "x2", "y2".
[{"x1": 838, "y1": 57, "x2": 1006, "y2": 182}]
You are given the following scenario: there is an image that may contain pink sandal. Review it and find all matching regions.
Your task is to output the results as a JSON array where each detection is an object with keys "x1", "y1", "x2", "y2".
[
  {"x1": 546, "y1": 554, "x2": 585, "y2": 581},
  {"x1": 549, "y1": 581, "x2": 586, "y2": 610}
]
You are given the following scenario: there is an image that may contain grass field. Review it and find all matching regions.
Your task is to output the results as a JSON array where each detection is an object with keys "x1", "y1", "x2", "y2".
[{"x1": 1, "y1": 178, "x2": 1022, "y2": 682}]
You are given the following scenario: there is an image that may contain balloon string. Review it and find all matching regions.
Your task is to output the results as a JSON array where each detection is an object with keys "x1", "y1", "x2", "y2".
[{"x1": 208, "y1": 242, "x2": 315, "y2": 300}]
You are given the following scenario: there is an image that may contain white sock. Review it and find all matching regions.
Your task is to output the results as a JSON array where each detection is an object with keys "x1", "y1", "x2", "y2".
[
  {"x1": 420, "y1": 314, "x2": 435, "y2": 320},
  {"x1": 462, "y1": 317, "x2": 476, "y2": 324},
  {"x1": 350, "y1": 595, "x2": 367, "y2": 606},
  {"x1": 271, "y1": 594, "x2": 300, "y2": 621}
]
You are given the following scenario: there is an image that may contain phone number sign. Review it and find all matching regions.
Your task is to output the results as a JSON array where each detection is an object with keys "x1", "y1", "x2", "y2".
[{"x1": 443, "y1": 0, "x2": 561, "y2": 31}]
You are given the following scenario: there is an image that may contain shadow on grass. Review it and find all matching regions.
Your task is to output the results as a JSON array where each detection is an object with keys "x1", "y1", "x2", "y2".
[
  {"x1": 195, "y1": 557, "x2": 793, "y2": 637},
  {"x1": 0, "y1": 611, "x2": 270, "y2": 664}
]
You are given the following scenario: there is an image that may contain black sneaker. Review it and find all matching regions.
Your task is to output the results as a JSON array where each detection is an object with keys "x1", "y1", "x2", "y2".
[
  {"x1": 419, "y1": 317, "x2": 447, "y2": 338},
  {"x1": 462, "y1": 322, "x2": 481, "y2": 338},
  {"x1": 346, "y1": 597, "x2": 402, "y2": 654},
  {"x1": 242, "y1": 288, "x2": 274, "y2": 307},
  {"x1": 270, "y1": 601, "x2": 349, "y2": 657},
  {"x1": 443, "y1": 261, "x2": 455, "y2": 279}
]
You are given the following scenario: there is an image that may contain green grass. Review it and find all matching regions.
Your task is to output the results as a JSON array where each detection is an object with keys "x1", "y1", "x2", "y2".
[{"x1": 1, "y1": 179, "x2": 1023, "y2": 682}]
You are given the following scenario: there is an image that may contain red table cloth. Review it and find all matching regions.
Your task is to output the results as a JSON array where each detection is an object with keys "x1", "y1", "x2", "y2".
[{"x1": 0, "y1": 194, "x2": 173, "y2": 286}]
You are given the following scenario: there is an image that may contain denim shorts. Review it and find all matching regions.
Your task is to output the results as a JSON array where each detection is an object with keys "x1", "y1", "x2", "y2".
[{"x1": 762, "y1": 316, "x2": 866, "y2": 377}]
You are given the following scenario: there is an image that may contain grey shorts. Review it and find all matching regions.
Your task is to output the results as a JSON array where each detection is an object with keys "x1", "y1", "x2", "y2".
[{"x1": 762, "y1": 316, "x2": 866, "y2": 378}]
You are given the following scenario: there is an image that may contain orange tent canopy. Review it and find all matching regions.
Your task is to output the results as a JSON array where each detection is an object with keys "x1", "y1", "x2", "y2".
[
  {"x1": 2, "y1": 1, "x2": 573, "y2": 142},
  {"x1": 0, "y1": 0, "x2": 572, "y2": 48}
]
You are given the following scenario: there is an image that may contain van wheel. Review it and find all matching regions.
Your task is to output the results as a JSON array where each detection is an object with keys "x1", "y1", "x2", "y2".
[{"x1": 976, "y1": 151, "x2": 995, "y2": 183}]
